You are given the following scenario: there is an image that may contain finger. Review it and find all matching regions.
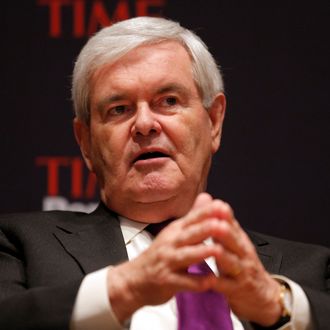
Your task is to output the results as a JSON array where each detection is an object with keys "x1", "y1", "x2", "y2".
[
  {"x1": 191, "y1": 192, "x2": 213, "y2": 210},
  {"x1": 167, "y1": 272, "x2": 217, "y2": 293},
  {"x1": 180, "y1": 201, "x2": 226, "y2": 228},
  {"x1": 211, "y1": 221, "x2": 250, "y2": 258},
  {"x1": 214, "y1": 245, "x2": 243, "y2": 277},
  {"x1": 212, "y1": 263, "x2": 264, "y2": 294},
  {"x1": 212, "y1": 275, "x2": 238, "y2": 294},
  {"x1": 173, "y1": 217, "x2": 229, "y2": 247},
  {"x1": 170, "y1": 211, "x2": 248, "y2": 259},
  {"x1": 184, "y1": 199, "x2": 237, "y2": 230},
  {"x1": 176, "y1": 206, "x2": 255, "y2": 262},
  {"x1": 166, "y1": 243, "x2": 222, "y2": 269},
  {"x1": 177, "y1": 215, "x2": 248, "y2": 259},
  {"x1": 211, "y1": 200, "x2": 236, "y2": 225}
]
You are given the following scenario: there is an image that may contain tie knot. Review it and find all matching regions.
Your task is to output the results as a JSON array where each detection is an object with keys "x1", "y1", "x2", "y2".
[{"x1": 145, "y1": 219, "x2": 173, "y2": 236}]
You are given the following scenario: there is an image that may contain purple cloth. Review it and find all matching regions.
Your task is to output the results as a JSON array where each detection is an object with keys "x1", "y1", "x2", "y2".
[
  {"x1": 176, "y1": 262, "x2": 233, "y2": 330},
  {"x1": 146, "y1": 223, "x2": 233, "y2": 329}
]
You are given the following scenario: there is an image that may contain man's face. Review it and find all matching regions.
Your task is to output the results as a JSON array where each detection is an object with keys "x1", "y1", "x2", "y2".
[{"x1": 75, "y1": 41, "x2": 225, "y2": 222}]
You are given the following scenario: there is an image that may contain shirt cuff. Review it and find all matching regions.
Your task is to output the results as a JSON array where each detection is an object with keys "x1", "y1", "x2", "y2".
[
  {"x1": 70, "y1": 267, "x2": 124, "y2": 330},
  {"x1": 271, "y1": 275, "x2": 313, "y2": 330}
]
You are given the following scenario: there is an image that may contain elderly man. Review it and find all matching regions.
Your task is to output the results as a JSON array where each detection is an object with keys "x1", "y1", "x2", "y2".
[{"x1": 0, "y1": 17, "x2": 329, "y2": 330}]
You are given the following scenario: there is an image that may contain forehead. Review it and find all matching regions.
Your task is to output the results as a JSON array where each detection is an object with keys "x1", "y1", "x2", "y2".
[{"x1": 90, "y1": 41, "x2": 197, "y2": 97}]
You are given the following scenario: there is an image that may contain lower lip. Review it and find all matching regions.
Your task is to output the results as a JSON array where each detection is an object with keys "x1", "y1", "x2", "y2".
[{"x1": 133, "y1": 157, "x2": 170, "y2": 167}]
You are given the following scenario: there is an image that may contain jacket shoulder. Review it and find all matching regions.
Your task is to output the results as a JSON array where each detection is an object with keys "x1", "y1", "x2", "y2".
[
  {"x1": 0, "y1": 210, "x2": 101, "y2": 238},
  {"x1": 248, "y1": 230, "x2": 329, "y2": 253}
]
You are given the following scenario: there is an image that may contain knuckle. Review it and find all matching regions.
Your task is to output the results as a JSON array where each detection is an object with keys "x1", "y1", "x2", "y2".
[
  {"x1": 198, "y1": 277, "x2": 212, "y2": 291},
  {"x1": 205, "y1": 219, "x2": 218, "y2": 232},
  {"x1": 156, "y1": 248, "x2": 173, "y2": 264},
  {"x1": 242, "y1": 276, "x2": 257, "y2": 291},
  {"x1": 238, "y1": 243, "x2": 249, "y2": 256},
  {"x1": 224, "y1": 202, "x2": 233, "y2": 213}
]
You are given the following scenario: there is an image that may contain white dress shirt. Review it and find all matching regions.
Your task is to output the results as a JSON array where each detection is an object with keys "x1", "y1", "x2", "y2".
[{"x1": 70, "y1": 217, "x2": 313, "y2": 330}]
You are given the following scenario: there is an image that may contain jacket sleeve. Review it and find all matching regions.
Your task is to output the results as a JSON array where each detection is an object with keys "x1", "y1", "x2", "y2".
[
  {"x1": 303, "y1": 284, "x2": 330, "y2": 329},
  {"x1": 0, "y1": 229, "x2": 82, "y2": 330},
  {"x1": 283, "y1": 242, "x2": 330, "y2": 330}
]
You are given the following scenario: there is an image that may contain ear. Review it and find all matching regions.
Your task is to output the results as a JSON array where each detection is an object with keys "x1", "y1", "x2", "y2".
[
  {"x1": 73, "y1": 118, "x2": 94, "y2": 172},
  {"x1": 208, "y1": 93, "x2": 226, "y2": 153}
]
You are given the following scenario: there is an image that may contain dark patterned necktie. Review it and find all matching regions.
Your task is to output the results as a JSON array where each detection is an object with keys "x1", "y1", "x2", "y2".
[{"x1": 146, "y1": 223, "x2": 234, "y2": 330}]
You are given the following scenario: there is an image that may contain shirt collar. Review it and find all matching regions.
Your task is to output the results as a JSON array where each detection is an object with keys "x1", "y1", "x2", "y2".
[{"x1": 118, "y1": 216, "x2": 149, "y2": 244}]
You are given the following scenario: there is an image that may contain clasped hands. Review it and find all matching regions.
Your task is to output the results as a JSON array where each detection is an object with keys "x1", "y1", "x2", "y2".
[{"x1": 108, "y1": 193, "x2": 283, "y2": 326}]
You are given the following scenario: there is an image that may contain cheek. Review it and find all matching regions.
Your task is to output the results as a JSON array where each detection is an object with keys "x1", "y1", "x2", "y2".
[
  {"x1": 173, "y1": 114, "x2": 212, "y2": 155},
  {"x1": 89, "y1": 128, "x2": 122, "y2": 171},
  {"x1": 167, "y1": 123, "x2": 211, "y2": 179}
]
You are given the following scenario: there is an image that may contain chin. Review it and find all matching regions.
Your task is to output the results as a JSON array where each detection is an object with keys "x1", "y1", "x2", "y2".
[
  {"x1": 131, "y1": 176, "x2": 181, "y2": 201},
  {"x1": 133, "y1": 188, "x2": 176, "y2": 203}
]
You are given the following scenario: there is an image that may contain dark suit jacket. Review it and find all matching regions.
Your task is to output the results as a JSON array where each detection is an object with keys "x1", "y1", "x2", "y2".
[{"x1": 0, "y1": 202, "x2": 329, "y2": 330}]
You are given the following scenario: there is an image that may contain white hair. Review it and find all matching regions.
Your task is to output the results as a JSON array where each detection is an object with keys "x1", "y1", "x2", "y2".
[{"x1": 72, "y1": 16, "x2": 224, "y2": 124}]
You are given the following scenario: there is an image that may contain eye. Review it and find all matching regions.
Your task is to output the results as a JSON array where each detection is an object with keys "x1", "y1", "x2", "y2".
[
  {"x1": 109, "y1": 105, "x2": 131, "y2": 116},
  {"x1": 160, "y1": 96, "x2": 178, "y2": 107}
]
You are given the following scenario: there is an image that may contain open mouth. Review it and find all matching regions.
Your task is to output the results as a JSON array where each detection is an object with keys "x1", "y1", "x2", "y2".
[{"x1": 134, "y1": 151, "x2": 169, "y2": 163}]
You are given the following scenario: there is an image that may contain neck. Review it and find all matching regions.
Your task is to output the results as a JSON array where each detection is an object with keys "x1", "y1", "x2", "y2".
[{"x1": 102, "y1": 193, "x2": 196, "y2": 224}]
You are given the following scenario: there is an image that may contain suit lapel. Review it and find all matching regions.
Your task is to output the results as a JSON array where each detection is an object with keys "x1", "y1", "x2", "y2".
[
  {"x1": 248, "y1": 231, "x2": 283, "y2": 274},
  {"x1": 54, "y1": 203, "x2": 128, "y2": 274}
]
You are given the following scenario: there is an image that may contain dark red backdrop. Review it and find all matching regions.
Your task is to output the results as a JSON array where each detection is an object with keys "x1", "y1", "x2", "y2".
[{"x1": 1, "y1": 0, "x2": 329, "y2": 247}]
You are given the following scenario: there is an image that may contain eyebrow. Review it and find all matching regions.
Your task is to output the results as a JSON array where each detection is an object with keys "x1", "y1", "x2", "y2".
[{"x1": 155, "y1": 83, "x2": 190, "y2": 96}]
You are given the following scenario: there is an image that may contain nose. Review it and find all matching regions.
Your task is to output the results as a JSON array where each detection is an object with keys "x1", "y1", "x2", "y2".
[{"x1": 131, "y1": 103, "x2": 161, "y2": 137}]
